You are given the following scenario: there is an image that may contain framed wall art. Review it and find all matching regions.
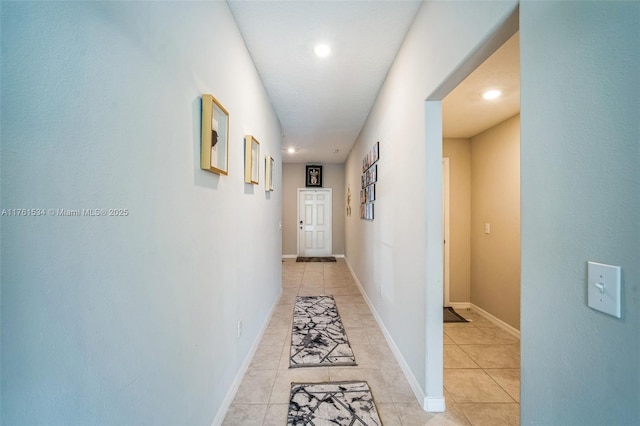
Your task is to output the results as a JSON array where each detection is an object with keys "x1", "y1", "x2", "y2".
[
  {"x1": 360, "y1": 141, "x2": 379, "y2": 221},
  {"x1": 244, "y1": 135, "x2": 260, "y2": 184},
  {"x1": 265, "y1": 155, "x2": 274, "y2": 191},
  {"x1": 305, "y1": 165, "x2": 323, "y2": 187},
  {"x1": 200, "y1": 94, "x2": 229, "y2": 175}
]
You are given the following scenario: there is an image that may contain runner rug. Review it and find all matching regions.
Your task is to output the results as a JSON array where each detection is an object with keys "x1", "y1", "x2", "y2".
[
  {"x1": 288, "y1": 381, "x2": 382, "y2": 426},
  {"x1": 290, "y1": 295, "x2": 357, "y2": 368}
]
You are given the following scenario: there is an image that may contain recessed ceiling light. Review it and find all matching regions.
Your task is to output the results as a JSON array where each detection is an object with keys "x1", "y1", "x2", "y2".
[
  {"x1": 333, "y1": 149, "x2": 340, "y2": 153},
  {"x1": 314, "y1": 44, "x2": 331, "y2": 58},
  {"x1": 482, "y1": 89, "x2": 502, "y2": 100},
  {"x1": 287, "y1": 147, "x2": 296, "y2": 154}
]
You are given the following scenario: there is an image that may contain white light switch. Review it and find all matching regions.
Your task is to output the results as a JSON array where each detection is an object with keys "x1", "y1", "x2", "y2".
[
  {"x1": 587, "y1": 261, "x2": 621, "y2": 318},
  {"x1": 484, "y1": 223, "x2": 491, "y2": 234}
]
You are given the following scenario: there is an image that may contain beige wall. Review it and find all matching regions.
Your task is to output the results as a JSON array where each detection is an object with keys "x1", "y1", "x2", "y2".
[
  {"x1": 282, "y1": 163, "x2": 345, "y2": 256},
  {"x1": 444, "y1": 116, "x2": 520, "y2": 329},
  {"x1": 443, "y1": 138, "x2": 471, "y2": 303},
  {"x1": 470, "y1": 114, "x2": 520, "y2": 329}
]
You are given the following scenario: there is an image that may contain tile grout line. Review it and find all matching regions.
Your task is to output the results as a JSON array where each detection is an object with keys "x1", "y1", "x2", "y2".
[{"x1": 444, "y1": 316, "x2": 520, "y2": 421}]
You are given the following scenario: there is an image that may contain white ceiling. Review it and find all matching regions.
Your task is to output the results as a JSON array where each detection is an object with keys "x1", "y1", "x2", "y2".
[
  {"x1": 443, "y1": 32, "x2": 520, "y2": 138},
  {"x1": 228, "y1": 1, "x2": 520, "y2": 164},
  {"x1": 228, "y1": 0, "x2": 422, "y2": 164}
]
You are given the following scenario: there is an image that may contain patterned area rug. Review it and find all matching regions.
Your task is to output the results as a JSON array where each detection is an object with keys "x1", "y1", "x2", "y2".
[
  {"x1": 288, "y1": 381, "x2": 382, "y2": 425},
  {"x1": 290, "y1": 296, "x2": 356, "y2": 368},
  {"x1": 444, "y1": 306, "x2": 469, "y2": 323},
  {"x1": 296, "y1": 256, "x2": 337, "y2": 262}
]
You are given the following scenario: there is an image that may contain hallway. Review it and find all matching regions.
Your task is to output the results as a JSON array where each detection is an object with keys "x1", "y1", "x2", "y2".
[{"x1": 223, "y1": 259, "x2": 520, "y2": 425}]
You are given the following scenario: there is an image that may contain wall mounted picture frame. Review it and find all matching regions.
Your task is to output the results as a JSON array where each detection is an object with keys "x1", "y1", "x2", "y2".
[
  {"x1": 265, "y1": 155, "x2": 274, "y2": 191},
  {"x1": 244, "y1": 135, "x2": 260, "y2": 184},
  {"x1": 366, "y1": 202, "x2": 374, "y2": 220},
  {"x1": 360, "y1": 141, "x2": 380, "y2": 221},
  {"x1": 367, "y1": 184, "x2": 376, "y2": 202},
  {"x1": 359, "y1": 202, "x2": 374, "y2": 220},
  {"x1": 305, "y1": 165, "x2": 323, "y2": 187},
  {"x1": 201, "y1": 94, "x2": 229, "y2": 175}
]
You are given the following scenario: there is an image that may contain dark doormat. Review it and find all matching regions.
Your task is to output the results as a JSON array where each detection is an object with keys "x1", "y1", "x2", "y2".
[
  {"x1": 444, "y1": 306, "x2": 469, "y2": 323},
  {"x1": 296, "y1": 256, "x2": 337, "y2": 262}
]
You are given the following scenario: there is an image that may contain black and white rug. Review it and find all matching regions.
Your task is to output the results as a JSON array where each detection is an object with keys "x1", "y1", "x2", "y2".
[
  {"x1": 288, "y1": 381, "x2": 382, "y2": 425},
  {"x1": 290, "y1": 296, "x2": 357, "y2": 368}
]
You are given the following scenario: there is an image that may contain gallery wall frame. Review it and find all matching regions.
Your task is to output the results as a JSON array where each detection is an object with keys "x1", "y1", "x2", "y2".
[
  {"x1": 244, "y1": 135, "x2": 260, "y2": 184},
  {"x1": 359, "y1": 184, "x2": 376, "y2": 203},
  {"x1": 360, "y1": 202, "x2": 374, "y2": 220},
  {"x1": 305, "y1": 165, "x2": 323, "y2": 187},
  {"x1": 265, "y1": 155, "x2": 274, "y2": 191},
  {"x1": 200, "y1": 94, "x2": 229, "y2": 175},
  {"x1": 360, "y1": 141, "x2": 379, "y2": 221}
]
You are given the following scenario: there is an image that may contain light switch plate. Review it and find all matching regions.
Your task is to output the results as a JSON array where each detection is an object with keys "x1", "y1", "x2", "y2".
[{"x1": 587, "y1": 261, "x2": 621, "y2": 318}]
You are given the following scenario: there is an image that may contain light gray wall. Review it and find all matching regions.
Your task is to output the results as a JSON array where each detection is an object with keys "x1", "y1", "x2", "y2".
[
  {"x1": 282, "y1": 163, "x2": 345, "y2": 256},
  {"x1": 1, "y1": 2, "x2": 282, "y2": 424},
  {"x1": 520, "y1": 1, "x2": 639, "y2": 424},
  {"x1": 345, "y1": 0, "x2": 519, "y2": 405}
]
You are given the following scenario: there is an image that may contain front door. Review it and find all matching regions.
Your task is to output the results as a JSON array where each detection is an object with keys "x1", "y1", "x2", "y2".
[{"x1": 298, "y1": 188, "x2": 332, "y2": 257}]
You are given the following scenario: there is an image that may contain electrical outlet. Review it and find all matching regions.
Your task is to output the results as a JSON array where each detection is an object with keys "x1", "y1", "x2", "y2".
[{"x1": 237, "y1": 320, "x2": 242, "y2": 339}]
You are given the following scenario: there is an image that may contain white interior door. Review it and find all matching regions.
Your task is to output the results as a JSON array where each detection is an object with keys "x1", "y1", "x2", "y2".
[
  {"x1": 298, "y1": 189, "x2": 332, "y2": 257},
  {"x1": 443, "y1": 158, "x2": 450, "y2": 307}
]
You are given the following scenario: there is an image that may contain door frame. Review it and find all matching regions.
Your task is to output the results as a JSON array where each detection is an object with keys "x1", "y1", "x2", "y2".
[
  {"x1": 443, "y1": 158, "x2": 450, "y2": 307},
  {"x1": 296, "y1": 188, "x2": 333, "y2": 257},
  {"x1": 423, "y1": 11, "x2": 519, "y2": 412}
]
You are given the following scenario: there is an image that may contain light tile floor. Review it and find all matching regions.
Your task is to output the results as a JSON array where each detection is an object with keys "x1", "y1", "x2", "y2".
[{"x1": 223, "y1": 259, "x2": 520, "y2": 425}]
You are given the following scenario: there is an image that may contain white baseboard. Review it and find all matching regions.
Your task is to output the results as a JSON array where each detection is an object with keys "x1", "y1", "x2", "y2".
[
  {"x1": 470, "y1": 303, "x2": 520, "y2": 339},
  {"x1": 448, "y1": 302, "x2": 470, "y2": 310},
  {"x1": 344, "y1": 258, "x2": 427, "y2": 408},
  {"x1": 424, "y1": 396, "x2": 446, "y2": 412},
  {"x1": 281, "y1": 254, "x2": 344, "y2": 259},
  {"x1": 211, "y1": 288, "x2": 282, "y2": 426}
]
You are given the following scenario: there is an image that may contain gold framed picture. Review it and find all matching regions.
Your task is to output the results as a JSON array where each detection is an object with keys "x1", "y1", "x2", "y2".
[
  {"x1": 200, "y1": 94, "x2": 229, "y2": 175},
  {"x1": 244, "y1": 135, "x2": 260, "y2": 184}
]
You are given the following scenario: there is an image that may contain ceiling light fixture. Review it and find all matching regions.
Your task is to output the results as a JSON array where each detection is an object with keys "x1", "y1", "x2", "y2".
[
  {"x1": 482, "y1": 89, "x2": 502, "y2": 100},
  {"x1": 314, "y1": 44, "x2": 331, "y2": 58},
  {"x1": 287, "y1": 147, "x2": 296, "y2": 154}
]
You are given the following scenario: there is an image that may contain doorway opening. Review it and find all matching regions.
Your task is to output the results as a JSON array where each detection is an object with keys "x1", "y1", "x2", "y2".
[
  {"x1": 423, "y1": 11, "x2": 519, "y2": 413},
  {"x1": 441, "y1": 32, "x2": 521, "y2": 331}
]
